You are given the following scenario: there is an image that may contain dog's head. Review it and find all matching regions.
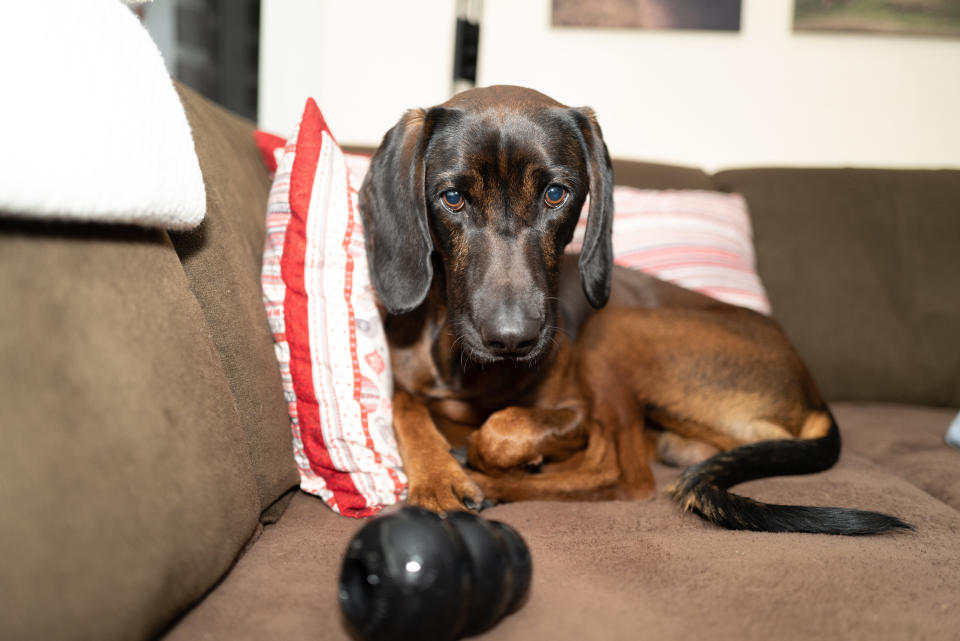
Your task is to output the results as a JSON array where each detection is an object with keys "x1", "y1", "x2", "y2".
[{"x1": 359, "y1": 85, "x2": 613, "y2": 363}]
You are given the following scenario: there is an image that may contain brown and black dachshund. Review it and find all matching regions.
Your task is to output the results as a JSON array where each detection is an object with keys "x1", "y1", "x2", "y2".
[{"x1": 358, "y1": 85, "x2": 908, "y2": 535}]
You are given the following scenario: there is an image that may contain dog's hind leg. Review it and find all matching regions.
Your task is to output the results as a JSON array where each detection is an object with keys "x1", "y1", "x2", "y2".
[
  {"x1": 612, "y1": 412, "x2": 657, "y2": 499},
  {"x1": 655, "y1": 432, "x2": 721, "y2": 468},
  {"x1": 646, "y1": 405, "x2": 796, "y2": 452}
]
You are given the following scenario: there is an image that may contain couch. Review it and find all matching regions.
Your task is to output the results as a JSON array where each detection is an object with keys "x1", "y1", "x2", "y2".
[{"x1": 2, "y1": 84, "x2": 958, "y2": 641}]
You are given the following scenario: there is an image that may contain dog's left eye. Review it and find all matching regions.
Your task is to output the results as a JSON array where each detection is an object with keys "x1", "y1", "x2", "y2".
[
  {"x1": 544, "y1": 185, "x2": 567, "y2": 208},
  {"x1": 441, "y1": 189, "x2": 465, "y2": 212}
]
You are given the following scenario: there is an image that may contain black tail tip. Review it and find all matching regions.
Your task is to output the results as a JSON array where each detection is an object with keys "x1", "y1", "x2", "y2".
[
  {"x1": 670, "y1": 482, "x2": 915, "y2": 535},
  {"x1": 848, "y1": 511, "x2": 914, "y2": 536}
]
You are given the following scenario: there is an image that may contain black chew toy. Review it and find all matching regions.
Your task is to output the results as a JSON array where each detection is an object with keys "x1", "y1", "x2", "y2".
[{"x1": 338, "y1": 506, "x2": 532, "y2": 641}]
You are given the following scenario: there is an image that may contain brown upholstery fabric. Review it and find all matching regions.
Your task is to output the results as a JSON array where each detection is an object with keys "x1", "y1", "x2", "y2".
[
  {"x1": 165, "y1": 403, "x2": 960, "y2": 641},
  {"x1": 0, "y1": 221, "x2": 261, "y2": 641},
  {"x1": 612, "y1": 158, "x2": 714, "y2": 190},
  {"x1": 835, "y1": 403, "x2": 960, "y2": 511},
  {"x1": 713, "y1": 168, "x2": 960, "y2": 408},
  {"x1": 169, "y1": 85, "x2": 299, "y2": 520}
]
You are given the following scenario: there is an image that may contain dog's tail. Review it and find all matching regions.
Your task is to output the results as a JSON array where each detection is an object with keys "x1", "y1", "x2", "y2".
[{"x1": 669, "y1": 410, "x2": 911, "y2": 535}]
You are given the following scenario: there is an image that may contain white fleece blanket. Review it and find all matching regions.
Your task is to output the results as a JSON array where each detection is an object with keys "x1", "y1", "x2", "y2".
[{"x1": 0, "y1": 0, "x2": 206, "y2": 230}]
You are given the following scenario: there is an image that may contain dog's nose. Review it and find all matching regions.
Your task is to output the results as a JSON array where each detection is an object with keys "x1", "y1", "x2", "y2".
[{"x1": 480, "y1": 311, "x2": 541, "y2": 356}]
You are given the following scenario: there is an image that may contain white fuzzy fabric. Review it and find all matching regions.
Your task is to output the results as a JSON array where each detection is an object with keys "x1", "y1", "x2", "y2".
[
  {"x1": 0, "y1": 0, "x2": 206, "y2": 230},
  {"x1": 947, "y1": 412, "x2": 960, "y2": 449}
]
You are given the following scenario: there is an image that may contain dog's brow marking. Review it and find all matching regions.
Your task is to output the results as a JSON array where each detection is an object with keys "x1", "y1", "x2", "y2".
[
  {"x1": 451, "y1": 229, "x2": 469, "y2": 275},
  {"x1": 433, "y1": 169, "x2": 482, "y2": 190}
]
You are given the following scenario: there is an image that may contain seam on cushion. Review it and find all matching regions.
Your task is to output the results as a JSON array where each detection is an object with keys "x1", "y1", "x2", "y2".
[
  {"x1": 168, "y1": 220, "x2": 290, "y2": 519},
  {"x1": 155, "y1": 521, "x2": 265, "y2": 639},
  {"x1": 148, "y1": 230, "x2": 267, "y2": 639},
  {"x1": 172, "y1": 85, "x2": 301, "y2": 518}
]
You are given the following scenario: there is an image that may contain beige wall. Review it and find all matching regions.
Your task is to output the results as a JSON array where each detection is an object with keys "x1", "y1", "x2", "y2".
[
  {"x1": 259, "y1": 0, "x2": 457, "y2": 148},
  {"x1": 260, "y1": 0, "x2": 960, "y2": 170}
]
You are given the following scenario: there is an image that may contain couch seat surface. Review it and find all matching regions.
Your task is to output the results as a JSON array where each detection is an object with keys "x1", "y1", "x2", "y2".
[{"x1": 165, "y1": 403, "x2": 960, "y2": 641}]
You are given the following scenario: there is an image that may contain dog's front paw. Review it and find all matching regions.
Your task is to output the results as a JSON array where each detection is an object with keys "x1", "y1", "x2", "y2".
[
  {"x1": 468, "y1": 409, "x2": 544, "y2": 473},
  {"x1": 406, "y1": 457, "x2": 487, "y2": 513}
]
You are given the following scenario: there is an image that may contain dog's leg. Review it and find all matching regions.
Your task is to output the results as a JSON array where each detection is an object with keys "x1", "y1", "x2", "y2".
[
  {"x1": 469, "y1": 402, "x2": 656, "y2": 503},
  {"x1": 469, "y1": 419, "x2": 624, "y2": 502},
  {"x1": 466, "y1": 404, "x2": 588, "y2": 474},
  {"x1": 612, "y1": 413, "x2": 657, "y2": 499},
  {"x1": 655, "y1": 432, "x2": 721, "y2": 467},
  {"x1": 471, "y1": 466, "x2": 623, "y2": 502},
  {"x1": 646, "y1": 406, "x2": 798, "y2": 452},
  {"x1": 393, "y1": 389, "x2": 486, "y2": 512}
]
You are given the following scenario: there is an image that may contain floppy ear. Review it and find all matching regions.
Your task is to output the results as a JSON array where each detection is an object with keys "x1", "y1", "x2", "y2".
[
  {"x1": 572, "y1": 107, "x2": 614, "y2": 308},
  {"x1": 358, "y1": 109, "x2": 435, "y2": 314}
]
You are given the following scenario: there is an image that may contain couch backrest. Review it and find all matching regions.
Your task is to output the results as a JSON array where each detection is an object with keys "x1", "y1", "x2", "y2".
[
  {"x1": 0, "y1": 221, "x2": 263, "y2": 641},
  {"x1": 170, "y1": 86, "x2": 300, "y2": 520},
  {"x1": 0, "y1": 85, "x2": 299, "y2": 641},
  {"x1": 610, "y1": 160, "x2": 960, "y2": 408},
  {"x1": 714, "y1": 168, "x2": 960, "y2": 408}
]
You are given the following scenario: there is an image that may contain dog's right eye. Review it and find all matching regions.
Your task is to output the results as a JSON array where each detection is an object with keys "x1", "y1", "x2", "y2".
[
  {"x1": 544, "y1": 184, "x2": 567, "y2": 208},
  {"x1": 441, "y1": 189, "x2": 465, "y2": 212}
]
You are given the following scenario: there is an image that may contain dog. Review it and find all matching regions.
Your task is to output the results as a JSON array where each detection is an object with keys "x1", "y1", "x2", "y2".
[{"x1": 358, "y1": 85, "x2": 909, "y2": 535}]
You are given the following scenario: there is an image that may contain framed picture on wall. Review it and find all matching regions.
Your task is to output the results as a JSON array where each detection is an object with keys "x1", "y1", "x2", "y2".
[
  {"x1": 551, "y1": 0, "x2": 742, "y2": 31},
  {"x1": 793, "y1": 0, "x2": 960, "y2": 38}
]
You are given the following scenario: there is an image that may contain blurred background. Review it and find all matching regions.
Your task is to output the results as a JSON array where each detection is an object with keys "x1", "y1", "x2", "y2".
[{"x1": 141, "y1": 0, "x2": 960, "y2": 170}]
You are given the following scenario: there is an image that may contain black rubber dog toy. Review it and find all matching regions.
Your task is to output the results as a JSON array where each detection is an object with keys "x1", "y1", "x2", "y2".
[{"x1": 338, "y1": 506, "x2": 532, "y2": 641}]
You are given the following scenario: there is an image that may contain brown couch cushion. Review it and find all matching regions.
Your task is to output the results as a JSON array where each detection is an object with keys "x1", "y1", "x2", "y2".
[
  {"x1": 713, "y1": 168, "x2": 960, "y2": 407},
  {"x1": 169, "y1": 85, "x2": 299, "y2": 521},
  {"x1": 835, "y1": 403, "x2": 960, "y2": 511},
  {"x1": 165, "y1": 404, "x2": 960, "y2": 641},
  {"x1": 0, "y1": 221, "x2": 262, "y2": 641},
  {"x1": 612, "y1": 158, "x2": 714, "y2": 190}
]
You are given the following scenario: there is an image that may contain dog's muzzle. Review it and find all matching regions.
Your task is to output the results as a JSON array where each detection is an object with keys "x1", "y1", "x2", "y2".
[{"x1": 477, "y1": 302, "x2": 543, "y2": 357}]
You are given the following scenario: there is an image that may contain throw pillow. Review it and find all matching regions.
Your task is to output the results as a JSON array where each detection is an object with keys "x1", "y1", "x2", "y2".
[
  {"x1": 261, "y1": 100, "x2": 406, "y2": 517},
  {"x1": 566, "y1": 187, "x2": 771, "y2": 314}
]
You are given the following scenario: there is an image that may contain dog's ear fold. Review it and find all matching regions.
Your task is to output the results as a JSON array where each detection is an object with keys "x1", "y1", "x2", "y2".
[
  {"x1": 573, "y1": 107, "x2": 614, "y2": 308},
  {"x1": 358, "y1": 108, "x2": 435, "y2": 314}
]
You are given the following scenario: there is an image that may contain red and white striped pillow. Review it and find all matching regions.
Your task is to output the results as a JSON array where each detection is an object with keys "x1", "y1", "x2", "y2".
[
  {"x1": 567, "y1": 187, "x2": 771, "y2": 314},
  {"x1": 261, "y1": 100, "x2": 405, "y2": 517}
]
